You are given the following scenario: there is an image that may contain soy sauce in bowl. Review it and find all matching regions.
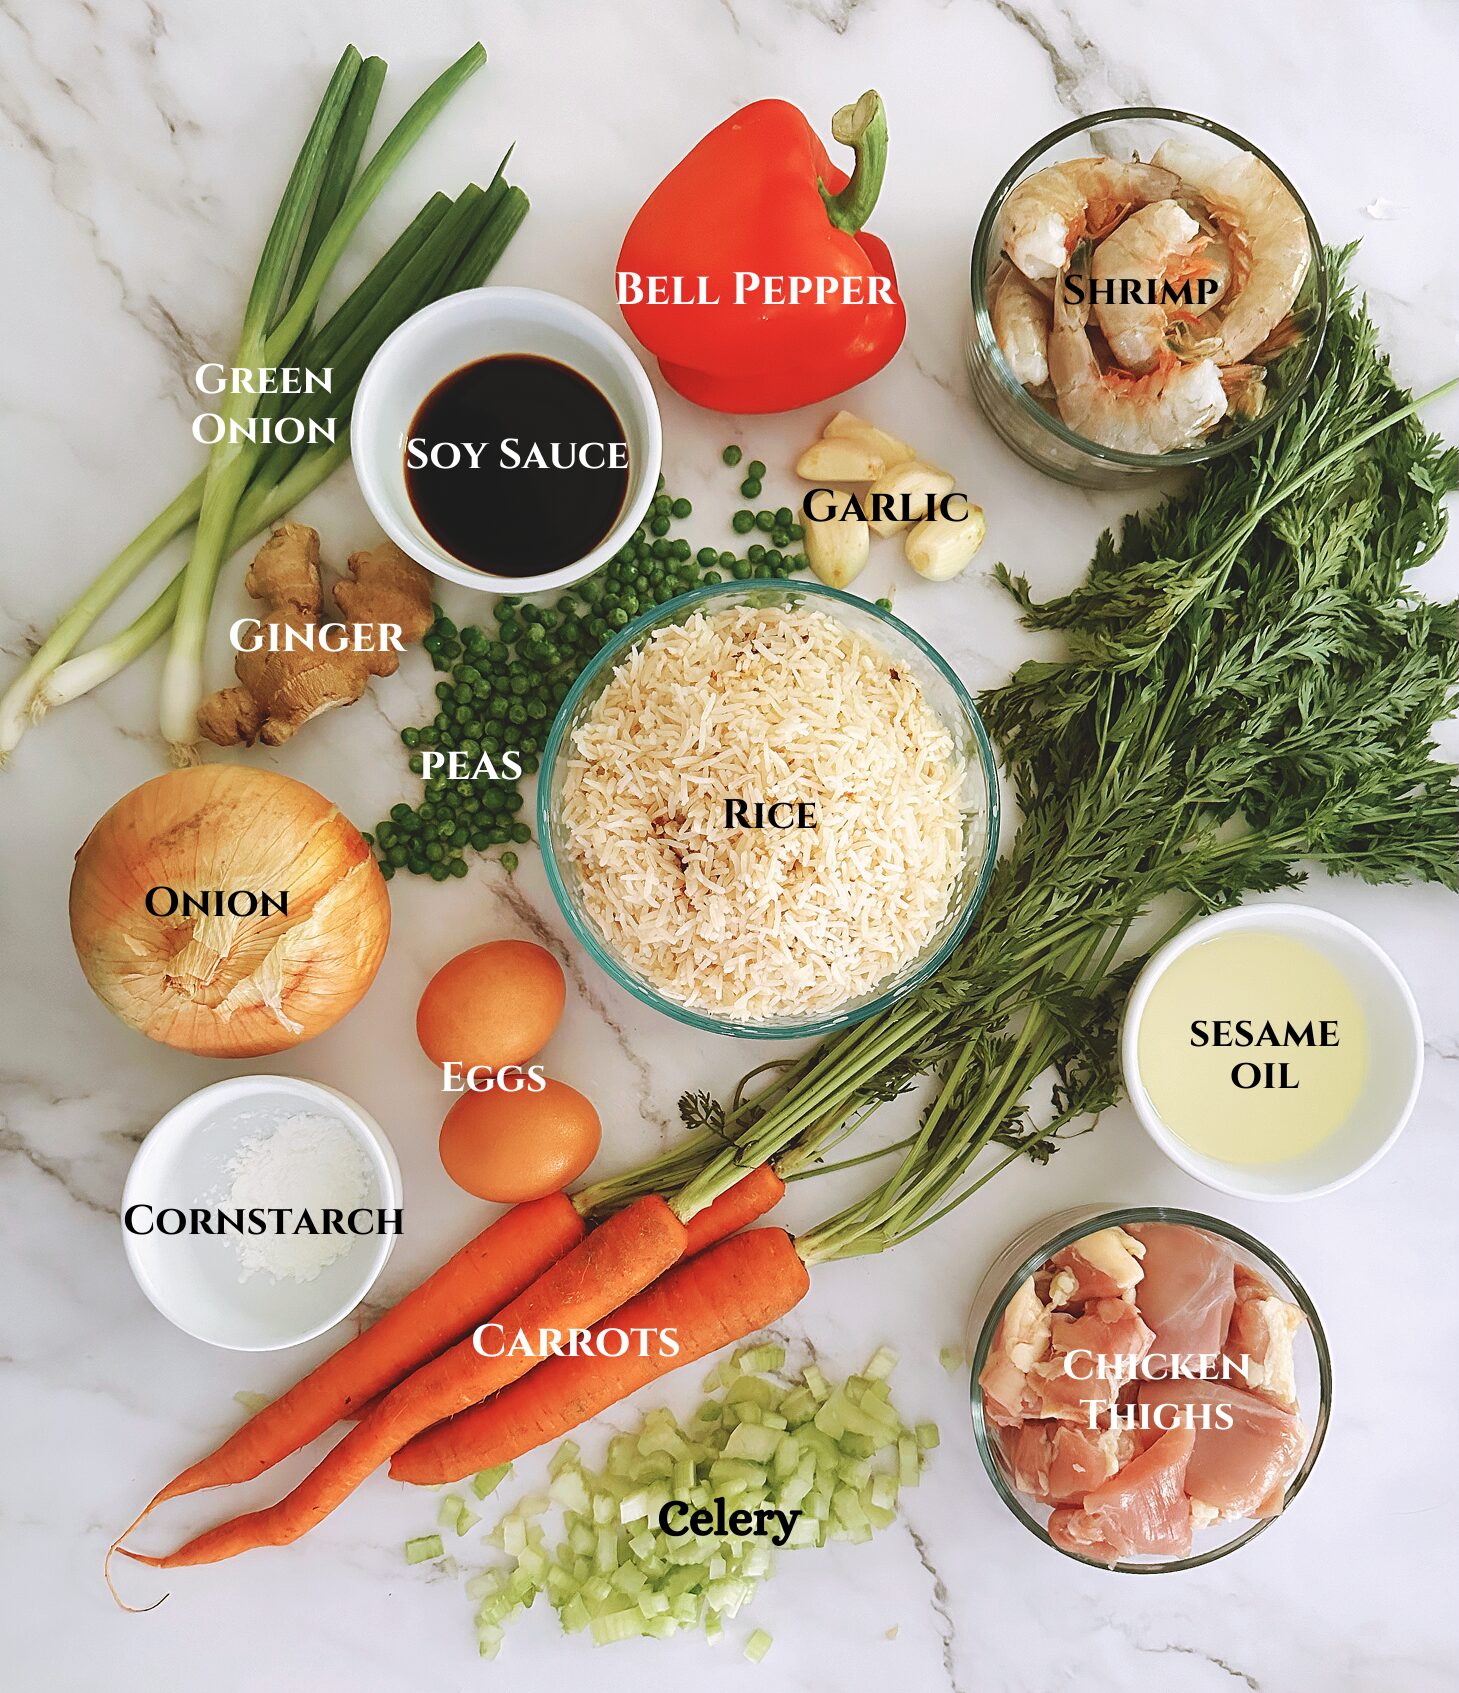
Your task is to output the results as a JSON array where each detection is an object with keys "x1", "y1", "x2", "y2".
[{"x1": 405, "y1": 354, "x2": 629, "y2": 577}]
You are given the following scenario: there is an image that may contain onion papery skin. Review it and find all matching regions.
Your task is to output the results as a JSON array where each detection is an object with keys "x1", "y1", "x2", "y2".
[{"x1": 69, "y1": 766, "x2": 391, "y2": 1057}]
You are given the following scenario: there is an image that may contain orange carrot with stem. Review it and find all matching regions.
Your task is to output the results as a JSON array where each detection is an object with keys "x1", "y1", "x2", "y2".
[
  {"x1": 682, "y1": 1163, "x2": 784, "y2": 1255},
  {"x1": 392, "y1": 1228, "x2": 810, "y2": 1483},
  {"x1": 119, "y1": 1195, "x2": 687, "y2": 1568},
  {"x1": 347, "y1": 1165, "x2": 785, "y2": 1423}
]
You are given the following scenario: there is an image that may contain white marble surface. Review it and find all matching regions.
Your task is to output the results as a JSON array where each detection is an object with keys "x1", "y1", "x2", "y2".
[{"x1": 3, "y1": 2, "x2": 1457, "y2": 1688}]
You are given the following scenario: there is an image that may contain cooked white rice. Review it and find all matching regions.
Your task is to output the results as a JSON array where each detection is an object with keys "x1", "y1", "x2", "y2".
[{"x1": 558, "y1": 603, "x2": 968, "y2": 1019}]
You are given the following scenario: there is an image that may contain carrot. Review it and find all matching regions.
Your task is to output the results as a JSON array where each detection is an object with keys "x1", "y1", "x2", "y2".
[
  {"x1": 119, "y1": 1195, "x2": 687, "y2": 1567},
  {"x1": 348, "y1": 1166, "x2": 784, "y2": 1422},
  {"x1": 682, "y1": 1164, "x2": 784, "y2": 1256},
  {"x1": 131, "y1": 1193, "x2": 585, "y2": 1514},
  {"x1": 390, "y1": 1228, "x2": 809, "y2": 1484}
]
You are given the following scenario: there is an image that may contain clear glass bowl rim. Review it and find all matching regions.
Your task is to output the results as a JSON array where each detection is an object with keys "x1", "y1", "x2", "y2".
[
  {"x1": 537, "y1": 578, "x2": 1002, "y2": 1039},
  {"x1": 969, "y1": 106, "x2": 1330, "y2": 469},
  {"x1": 968, "y1": 1203, "x2": 1333, "y2": 1573}
]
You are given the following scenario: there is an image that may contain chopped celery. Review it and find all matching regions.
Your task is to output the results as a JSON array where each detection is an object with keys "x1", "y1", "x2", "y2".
[
  {"x1": 422, "y1": 1341, "x2": 933, "y2": 1655},
  {"x1": 404, "y1": 1534, "x2": 444, "y2": 1564},
  {"x1": 724, "y1": 1423, "x2": 782, "y2": 1464},
  {"x1": 472, "y1": 1464, "x2": 512, "y2": 1500},
  {"x1": 939, "y1": 1345, "x2": 968, "y2": 1373},
  {"x1": 233, "y1": 1390, "x2": 270, "y2": 1414},
  {"x1": 735, "y1": 1343, "x2": 786, "y2": 1374},
  {"x1": 745, "y1": 1627, "x2": 774, "y2": 1663},
  {"x1": 863, "y1": 1345, "x2": 899, "y2": 1380},
  {"x1": 898, "y1": 1435, "x2": 921, "y2": 1487},
  {"x1": 438, "y1": 1494, "x2": 465, "y2": 1533}
]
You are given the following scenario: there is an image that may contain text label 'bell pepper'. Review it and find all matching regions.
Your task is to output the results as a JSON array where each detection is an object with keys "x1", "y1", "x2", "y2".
[{"x1": 615, "y1": 92, "x2": 907, "y2": 413}]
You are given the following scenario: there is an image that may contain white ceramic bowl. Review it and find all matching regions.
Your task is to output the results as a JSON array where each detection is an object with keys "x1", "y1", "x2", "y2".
[
  {"x1": 122, "y1": 1076, "x2": 402, "y2": 1351},
  {"x1": 351, "y1": 287, "x2": 661, "y2": 594},
  {"x1": 1121, "y1": 903, "x2": 1422, "y2": 1200}
]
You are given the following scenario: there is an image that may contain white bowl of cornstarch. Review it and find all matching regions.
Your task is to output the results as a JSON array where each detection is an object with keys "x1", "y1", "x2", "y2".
[{"x1": 122, "y1": 1075, "x2": 403, "y2": 1351}]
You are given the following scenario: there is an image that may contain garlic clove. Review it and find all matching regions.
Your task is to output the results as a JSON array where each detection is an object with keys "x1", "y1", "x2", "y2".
[{"x1": 905, "y1": 505, "x2": 987, "y2": 581}]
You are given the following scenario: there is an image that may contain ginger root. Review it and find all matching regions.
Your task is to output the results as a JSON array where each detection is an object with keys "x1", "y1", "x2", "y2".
[{"x1": 197, "y1": 522, "x2": 433, "y2": 748}]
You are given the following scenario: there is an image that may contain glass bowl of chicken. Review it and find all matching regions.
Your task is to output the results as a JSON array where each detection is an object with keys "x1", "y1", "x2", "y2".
[
  {"x1": 967, "y1": 109, "x2": 1328, "y2": 487},
  {"x1": 968, "y1": 1206, "x2": 1331, "y2": 1571}
]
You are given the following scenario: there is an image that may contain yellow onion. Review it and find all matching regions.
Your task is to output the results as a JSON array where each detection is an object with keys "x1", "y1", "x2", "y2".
[{"x1": 70, "y1": 765, "x2": 390, "y2": 1057}]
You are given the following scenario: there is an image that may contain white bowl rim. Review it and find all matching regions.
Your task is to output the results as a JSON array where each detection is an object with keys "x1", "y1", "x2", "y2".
[
  {"x1": 121, "y1": 1075, "x2": 403, "y2": 1352},
  {"x1": 350, "y1": 286, "x2": 663, "y2": 595},
  {"x1": 1120, "y1": 902, "x2": 1423, "y2": 1202}
]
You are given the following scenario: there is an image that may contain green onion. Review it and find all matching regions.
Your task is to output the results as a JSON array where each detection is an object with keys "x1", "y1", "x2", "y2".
[
  {"x1": 159, "y1": 43, "x2": 364, "y2": 756},
  {"x1": 19, "y1": 179, "x2": 527, "y2": 737},
  {"x1": 159, "y1": 44, "x2": 486, "y2": 758}
]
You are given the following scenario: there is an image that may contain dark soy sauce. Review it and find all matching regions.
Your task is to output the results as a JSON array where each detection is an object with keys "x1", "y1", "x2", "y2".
[{"x1": 405, "y1": 354, "x2": 629, "y2": 576}]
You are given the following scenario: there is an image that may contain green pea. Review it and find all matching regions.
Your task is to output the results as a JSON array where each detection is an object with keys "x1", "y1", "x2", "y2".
[
  {"x1": 748, "y1": 460, "x2": 767, "y2": 480},
  {"x1": 500, "y1": 851, "x2": 519, "y2": 873},
  {"x1": 704, "y1": 570, "x2": 722, "y2": 584},
  {"x1": 731, "y1": 558, "x2": 752, "y2": 580},
  {"x1": 755, "y1": 510, "x2": 775, "y2": 532},
  {"x1": 671, "y1": 497, "x2": 691, "y2": 518},
  {"x1": 510, "y1": 822, "x2": 531, "y2": 844},
  {"x1": 722, "y1": 444, "x2": 742, "y2": 466},
  {"x1": 740, "y1": 478, "x2": 762, "y2": 499},
  {"x1": 732, "y1": 510, "x2": 755, "y2": 535}
]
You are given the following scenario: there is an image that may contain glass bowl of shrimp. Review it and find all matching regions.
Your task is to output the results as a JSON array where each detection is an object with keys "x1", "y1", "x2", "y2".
[
  {"x1": 967, "y1": 110, "x2": 1328, "y2": 487},
  {"x1": 966, "y1": 1205, "x2": 1332, "y2": 1572}
]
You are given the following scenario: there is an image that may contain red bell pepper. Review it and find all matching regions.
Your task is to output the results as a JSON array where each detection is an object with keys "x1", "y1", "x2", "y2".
[{"x1": 616, "y1": 91, "x2": 906, "y2": 413}]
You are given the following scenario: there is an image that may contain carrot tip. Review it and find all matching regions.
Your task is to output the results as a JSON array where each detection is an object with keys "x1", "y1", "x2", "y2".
[{"x1": 104, "y1": 1538, "x2": 169, "y2": 1612}]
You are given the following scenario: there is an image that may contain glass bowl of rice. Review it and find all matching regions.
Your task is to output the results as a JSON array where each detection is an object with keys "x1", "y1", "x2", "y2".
[{"x1": 538, "y1": 580, "x2": 1000, "y2": 1038}]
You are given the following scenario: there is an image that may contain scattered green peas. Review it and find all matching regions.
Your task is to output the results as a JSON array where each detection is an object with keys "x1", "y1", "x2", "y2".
[{"x1": 375, "y1": 472, "x2": 802, "y2": 878}]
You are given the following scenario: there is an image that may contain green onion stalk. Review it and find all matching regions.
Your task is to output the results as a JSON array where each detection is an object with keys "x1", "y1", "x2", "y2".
[
  {"x1": 6, "y1": 153, "x2": 525, "y2": 757},
  {"x1": 158, "y1": 42, "x2": 486, "y2": 761}
]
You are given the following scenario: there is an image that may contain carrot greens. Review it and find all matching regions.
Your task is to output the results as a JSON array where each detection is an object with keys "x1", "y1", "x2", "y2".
[{"x1": 718, "y1": 249, "x2": 1459, "y2": 1264}]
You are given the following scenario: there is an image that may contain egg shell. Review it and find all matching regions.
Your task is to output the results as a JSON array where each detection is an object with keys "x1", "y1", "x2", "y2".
[
  {"x1": 417, "y1": 939, "x2": 565, "y2": 1072},
  {"x1": 439, "y1": 1077, "x2": 602, "y2": 1203}
]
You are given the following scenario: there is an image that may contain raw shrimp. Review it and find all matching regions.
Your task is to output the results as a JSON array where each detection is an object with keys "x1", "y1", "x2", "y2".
[
  {"x1": 998, "y1": 156, "x2": 1178, "y2": 282},
  {"x1": 1152, "y1": 141, "x2": 1310, "y2": 364},
  {"x1": 1090, "y1": 200, "x2": 1211, "y2": 374},
  {"x1": 989, "y1": 260, "x2": 1050, "y2": 388},
  {"x1": 1049, "y1": 280, "x2": 1227, "y2": 453}
]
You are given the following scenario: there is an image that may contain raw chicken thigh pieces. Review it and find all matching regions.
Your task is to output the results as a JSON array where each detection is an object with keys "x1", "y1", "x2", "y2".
[{"x1": 980, "y1": 1220, "x2": 1307, "y2": 1564}]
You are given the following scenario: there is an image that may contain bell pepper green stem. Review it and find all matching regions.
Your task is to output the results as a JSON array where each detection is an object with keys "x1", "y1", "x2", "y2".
[{"x1": 817, "y1": 90, "x2": 888, "y2": 235}]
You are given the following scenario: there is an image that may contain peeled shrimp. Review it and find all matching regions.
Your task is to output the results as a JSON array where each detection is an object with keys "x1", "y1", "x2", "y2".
[
  {"x1": 1049, "y1": 279, "x2": 1227, "y2": 454},
  {"x1": 990, "y1": 261, "x2": 1050, "y2": 388},
  {"x1": 1090, "y1": 200, "x2": 1209, "y2": 374},
  {"x1": 1152, "y1": 141, "x2": 1309, "y2": 364},
  {"x1": 998, "y1": 156, "x2": 1179, "y2": 282}
]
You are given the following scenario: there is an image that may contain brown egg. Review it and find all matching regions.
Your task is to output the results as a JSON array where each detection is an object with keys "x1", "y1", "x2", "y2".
[
  {"x1": 417, "y1": 939, "x2": 565, "y2": 1072},
  {"x1": 439, "y1": 1077, "x2": 601, "y2": 1203}
]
